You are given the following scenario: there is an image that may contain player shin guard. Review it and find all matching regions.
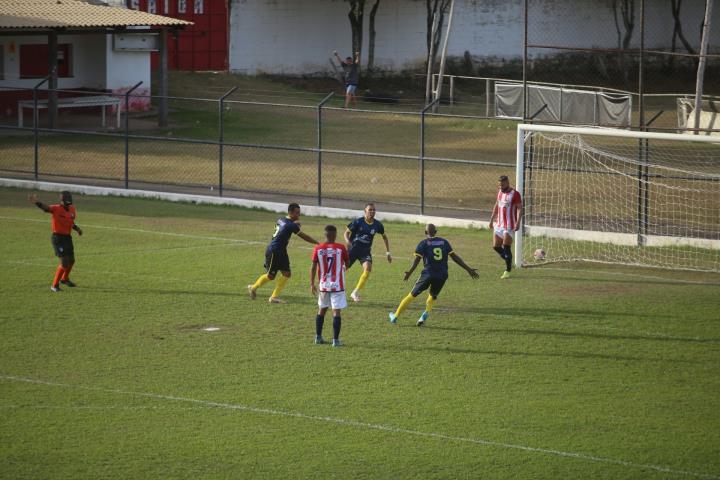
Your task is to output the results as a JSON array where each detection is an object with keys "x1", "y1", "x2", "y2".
[
  {"x1": 52, "y1": 265, "x2": 64, "y2": 287},
  {"x1": 61, "y1": 262, "x2": 74, "y2": 281},
  {"x1": 271, "y1": 275, "x2": 289, "y2": 298},
  {"x1": 425, "y1": 295, "x2": 435, "y2": 312},
  {"x1": 503, "y1": 245, "x2": 513, "y2": 271},
  {"x1": 394, "y1": 293, "x2": 415, "y2": 317},
  {"x1": 355, "y1": 270, "x2": 370, "y2": 291},
  {"x1": 333, "y1": 315, "x2": 341, "y2": 340},
  {"x1": 316, "y1": 314, "x2": 325, "y2": 337},
  {"x1": 251, "y1": 273, "x2": 272, "y2": 291}
]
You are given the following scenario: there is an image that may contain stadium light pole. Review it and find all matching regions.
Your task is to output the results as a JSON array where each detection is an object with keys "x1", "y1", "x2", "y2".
[
  {"x1": 522, "y1": 0, "x2": 528, "y2": 121},
  {"x1": 317, "y1": 92, "x2": 335, "y2": 206},
  {"x1": 124, "y1": 81, "x2": 143, "y2": 190},
  {"x1": 425, "y1": 11, "x2": 440, "y2": 105},
  {"x1": 420, "y1": 98, "x2": 439, "y2": 215},
  {"x1": 693, "y1": 0, "x2": 714, "y2": 134},
  {"x1": 218, "y1": 86, "x2": 239, "y2": 197},
  {"x1": 433, "y1": 0, "x2": 456, "y2": 113},
  {"x1": 32, "y1": 74, "x2": 52, "y2": 181}
]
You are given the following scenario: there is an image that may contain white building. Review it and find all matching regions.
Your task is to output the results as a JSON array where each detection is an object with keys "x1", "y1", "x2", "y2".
[
  {"x1": 0, "y1": 0, "x2": 190, "y2": 119},
  {"x1": 228, "y1": 0, "x2": 718, "y2": 75}
]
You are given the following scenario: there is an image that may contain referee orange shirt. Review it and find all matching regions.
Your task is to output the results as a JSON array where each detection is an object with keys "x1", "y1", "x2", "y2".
[{"x1": 49, "y1": 204, "x2": 76, "y2": 235}]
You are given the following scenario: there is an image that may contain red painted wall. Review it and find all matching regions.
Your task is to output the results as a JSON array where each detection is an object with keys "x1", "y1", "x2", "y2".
[{"x1": 132, "y1": 0, "x2": 229, "y2": 72}]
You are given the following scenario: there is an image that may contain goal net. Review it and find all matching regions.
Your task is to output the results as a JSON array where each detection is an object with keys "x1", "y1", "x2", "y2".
[{"x1": 516, "y1": 124, "x2": 720, "y2": 272}]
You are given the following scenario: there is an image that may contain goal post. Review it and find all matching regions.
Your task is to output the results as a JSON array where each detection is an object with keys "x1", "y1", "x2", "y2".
[{"x1": 516, "y1": 124, "x2": 720, "y2": 272}]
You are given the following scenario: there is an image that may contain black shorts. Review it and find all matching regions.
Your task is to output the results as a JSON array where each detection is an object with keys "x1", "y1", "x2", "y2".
[
  {"x1": 264, "y1": 248, "x2": 290, "y2": 276},
  {"x1": 411, "y1": 271, "x2": 447, "y2": 298},
  {"x1": 348, "y1": 248, "x2": 372, "y2": 268},
  {"x1": 51, "y1": 234, "x2": 74, "y2": 257}
]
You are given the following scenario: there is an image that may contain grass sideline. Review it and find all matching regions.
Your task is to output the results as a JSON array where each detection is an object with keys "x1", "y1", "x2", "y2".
[{"x1": 1, "y1": 186, "x2": 719, "y2": 479}]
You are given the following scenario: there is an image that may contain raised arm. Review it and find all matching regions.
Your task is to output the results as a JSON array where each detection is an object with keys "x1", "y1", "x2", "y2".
[
  {"x1": 450, "y1": 252, "x2": 479, "y2": 279},
  {"x1": 403, "y1": 256, "x2": 422, "y2": 281},
  {"x1": 354, "y1": 51, "x2": 360, "y2": 64},
  {"x1": 333, "y1": 50, "x2": 344, "y2": 64},
  {"x1": 297, "y1": 231, "x2": 319, "y2": 245},
  {"x1": 28, "y1": 193, "x2": 50, "y2": 213},
  {"x1": 382, "y1": 234, "x2": 392, "y2": 263}
]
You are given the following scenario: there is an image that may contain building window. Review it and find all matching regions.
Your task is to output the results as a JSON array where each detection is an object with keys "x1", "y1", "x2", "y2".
[
  {"x1": 194, "y1": 0, "x2": 203, "y2": 14},
  {"x1": 19, "y1": 44, "x2": 72, "y2": 79},
  {"x1": 129, "y1": 0, "x2": 139, "y2": 9},
  {"x1": 0, "y1": 45, "x2": 4, "y2": 80},
  {"x1": 163, "y1": 0, "x2": 169, "y2": 14},
  {"x1": 148, "y1": 0, "x2": 156, "y2": 13},
  {"x1": 178, "y1": 0, "x2": 186, "y2": 13}
]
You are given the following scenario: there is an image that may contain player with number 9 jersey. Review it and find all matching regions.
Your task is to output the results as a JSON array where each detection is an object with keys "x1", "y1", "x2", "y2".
[{"x1": 388, "y1": 224, "x2": 479, "y2": 327}]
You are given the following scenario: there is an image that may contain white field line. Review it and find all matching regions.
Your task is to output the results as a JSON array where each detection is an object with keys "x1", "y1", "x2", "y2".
[
  {"x1": 1, "y1": 374, "x2": 718, "y2": 480},
  {"x1": 0, "y1": 404, "x2": 215, "y2": 411}
]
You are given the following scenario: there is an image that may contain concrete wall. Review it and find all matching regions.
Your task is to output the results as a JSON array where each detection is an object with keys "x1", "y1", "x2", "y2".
[{"x1": 229, "y1": 0, "x2": 719, "y2": 75}]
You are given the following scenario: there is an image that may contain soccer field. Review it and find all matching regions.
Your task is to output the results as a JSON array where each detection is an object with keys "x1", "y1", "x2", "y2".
[{"x1": 1, "y1": 186, "x2": 719, "y2": 479}]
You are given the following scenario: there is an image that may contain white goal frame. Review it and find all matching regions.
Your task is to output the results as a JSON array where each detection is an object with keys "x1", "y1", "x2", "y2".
[{"x1": 515, "y1": 123, "x2": 720, "y2": 269}]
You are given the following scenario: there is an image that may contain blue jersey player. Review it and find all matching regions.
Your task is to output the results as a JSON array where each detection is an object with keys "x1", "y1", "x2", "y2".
[
  {"x1": 248, "y1": 203, "x2": 318, "y2": 303},
  {"x1": 343, "y1": 202, "x2": 392, "y2": 303},
  {"x1": 389, "y1": 224, "x2": 478, "y2": 326}
]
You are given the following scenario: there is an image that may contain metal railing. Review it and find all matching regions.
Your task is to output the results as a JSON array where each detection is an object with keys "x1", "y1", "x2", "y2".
[
  {"x1": 0, "y1": 86, "x2": 519, "y2": 219},
  {"x1": 1, "y1": 83, "x2": 717, "y2": 219}
]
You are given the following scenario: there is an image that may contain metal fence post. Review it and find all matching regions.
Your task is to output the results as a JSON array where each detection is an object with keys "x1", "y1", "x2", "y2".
[
  {"x1": 219, "y1": 87, "x2": 238, "y2": 197},
  {"x1": 317, "y1": 92, "x2": 334, "y2": 206},
  {"x1": 449, "y1": 76, "x2": 454, "y2": 107},
  {"x1": 485, "y1": 78, "x2": 491, "y2": 118},
  {"x1": 420, "y1": 99, "x2": 439, "y2": 215},
  {"x1": 32, "y1": 75, "x2": 51, "y2": 181},
  {"x1": 124, "y1": 81, "x2": 143, "y2": 189}
]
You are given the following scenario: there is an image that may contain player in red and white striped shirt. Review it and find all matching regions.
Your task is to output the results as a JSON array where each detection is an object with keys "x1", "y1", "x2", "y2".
[
  {"x1": 489, "y1": 175, "x2": 522, "y2": 279},
  {"x1": 310, "y1": 225, "x2": 350, "y2": 347}
]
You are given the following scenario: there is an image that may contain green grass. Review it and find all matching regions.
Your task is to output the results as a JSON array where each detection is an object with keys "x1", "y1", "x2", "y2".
[{"x1": 1, "y1": 186, "x2": 719, "y2": 479}]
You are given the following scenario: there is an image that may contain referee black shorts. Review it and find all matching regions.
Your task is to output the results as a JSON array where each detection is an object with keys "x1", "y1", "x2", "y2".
[
  {"x1": 264, "y1": 247, "x2": 290, "y2": 276},
  {"x1": 51, "y1": 233, "x2": 74, "y2": 258},
  {"x1": 411, "y1": 271, "x2": 447, "y2": 298}
]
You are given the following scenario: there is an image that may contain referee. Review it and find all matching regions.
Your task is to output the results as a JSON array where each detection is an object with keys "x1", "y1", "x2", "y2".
[{"x1": 29, "y1": 191, "x2": 83, "y2": 292}]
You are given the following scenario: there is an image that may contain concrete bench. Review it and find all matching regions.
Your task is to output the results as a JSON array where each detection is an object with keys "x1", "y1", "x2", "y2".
[{"x1": 18, "y1": 95, "x2": 122, "y2": 128}]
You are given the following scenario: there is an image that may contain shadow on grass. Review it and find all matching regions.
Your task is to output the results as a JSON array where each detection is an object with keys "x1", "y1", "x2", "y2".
[
  {"x1": 353, "y1": 339, "x2": 708, "y2": 364},
  {"x1": 479, "y1": 326, "x2": 720, "y2": 345}
]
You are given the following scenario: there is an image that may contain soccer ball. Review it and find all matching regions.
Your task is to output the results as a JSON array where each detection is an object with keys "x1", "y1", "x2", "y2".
[{"x1": 533, "y1": 248, "x2": 546, "y2": 261}]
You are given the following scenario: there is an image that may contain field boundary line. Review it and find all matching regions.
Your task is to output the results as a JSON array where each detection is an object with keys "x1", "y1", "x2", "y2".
[
  {"x1": 2, "y1": 373, "x2": 718, "y2": 480},
  {"x1": 0, "y1": 178, "x2": 487, "y2": 230}
]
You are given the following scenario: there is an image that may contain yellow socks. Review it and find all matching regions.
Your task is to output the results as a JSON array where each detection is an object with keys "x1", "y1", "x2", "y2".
[
  {"x1": 354, "y1": 270, "x2": 370, "y2": 292},
  {"x1": 251, "y1": 273, "x2": 272, "y2": 291},
  {"x1": 425, "y1": 295, "x2": 435, "y2": 313},
  {"x1": 271, "y1": 275, "x2": 289, "y2": 298},
  {"x1": 394, "y1": 293, "x2": 415, "y2": 317}
]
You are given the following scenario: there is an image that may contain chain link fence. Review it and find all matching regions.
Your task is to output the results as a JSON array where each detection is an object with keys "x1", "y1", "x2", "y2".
[{"x1": 0, "y1": 85, "x2": 515, "y2": 220}]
